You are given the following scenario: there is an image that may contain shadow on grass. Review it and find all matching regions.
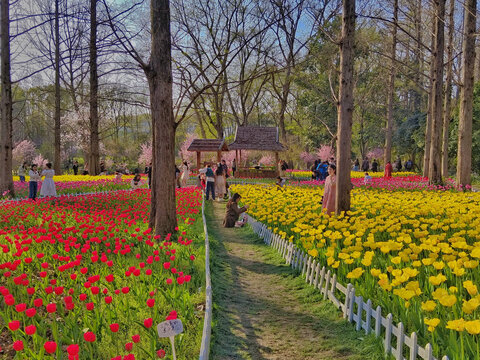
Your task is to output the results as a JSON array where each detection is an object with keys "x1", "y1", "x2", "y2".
[{"x1": 206, "y1": 201, "x2": 389, "y2": 360}]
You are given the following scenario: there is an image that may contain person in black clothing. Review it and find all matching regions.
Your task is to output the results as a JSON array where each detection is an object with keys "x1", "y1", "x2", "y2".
[
  {"x1": 232, "y1": 159, "x2": 237, "y2": 177},
  {"x1": 73, "y1": 161, "x2": 79, "y2": 175},
  {"x1": 371, "y1": 159, "x2": 378, "y2": 172},
  {"x1": 146, "y1": 162, "x2": 152, "y2": 189},
  {"x1": 395, "y1": 158, "x2": 402, "y2": 171},
  {"x1": 175, "y1": 165, "x2": 181, "y2": 188},
  {"x1": 405, "y1": 159, "x2": 413, "y2": 171},
  {"x1": 361, "y1": 157, "x2": 370, "y2": 172}
]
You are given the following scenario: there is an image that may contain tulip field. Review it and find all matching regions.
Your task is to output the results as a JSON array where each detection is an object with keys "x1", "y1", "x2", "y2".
[
  {"x1": 231, "y1": 183, "x2": 480, "y2": 359},
  {"x1": 6, "y1": 175, "x2": 144, "y2": 199},
  {"x1": 0, "y1": 188, "x2": 205, "y2": 359}
]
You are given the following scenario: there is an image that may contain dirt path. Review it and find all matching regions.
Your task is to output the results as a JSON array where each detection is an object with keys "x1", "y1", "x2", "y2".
[{"x1": 207, "y1": 202, "x2": 384, "y2": 360}]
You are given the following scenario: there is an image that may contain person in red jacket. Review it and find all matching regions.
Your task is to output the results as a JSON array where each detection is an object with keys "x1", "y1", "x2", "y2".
[{"x1": 384, "y1": 161, "x2": 393, "y2": 178}]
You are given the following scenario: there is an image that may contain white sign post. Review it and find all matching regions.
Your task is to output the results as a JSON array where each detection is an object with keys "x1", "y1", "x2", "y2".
[{"x1": 157, "y1": 319, "x2": 184, "y2": 360}]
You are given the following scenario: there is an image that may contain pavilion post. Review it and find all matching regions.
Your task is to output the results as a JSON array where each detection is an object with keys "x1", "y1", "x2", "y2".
[
  {"x1": 275, "y1": 152, "x2": 279, "y2": 175},
  {"x1": 217, "y1": 150, "x2": 221, "y2": 163},
  {"x1": 196, "y1": 151, "x2": 201, "y2": 170}
]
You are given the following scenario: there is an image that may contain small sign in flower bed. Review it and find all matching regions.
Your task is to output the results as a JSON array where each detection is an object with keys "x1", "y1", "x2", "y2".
[{"x1": 0, "y1": 188, "x2": 205, "y2": 359}]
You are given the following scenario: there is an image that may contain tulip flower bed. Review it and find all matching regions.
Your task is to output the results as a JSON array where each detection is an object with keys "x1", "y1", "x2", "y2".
[
  {"x1": 7, "y1": 175, "x2": 142, "y2": 199},
  {"x1": 230, "y1": 184, "x2": 480, "y2": 359},
  {"x1": 293, "y1": 175, "x2": 465, "y2": 192},
  {"x1": 286, "y1": 170, "x2": 416, "y2": 179},
  {"x1": 0, "y1": 188, "x2": 205, "y2": 359}
]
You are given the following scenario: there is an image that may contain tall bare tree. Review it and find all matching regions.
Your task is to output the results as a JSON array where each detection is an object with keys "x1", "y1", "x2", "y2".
[
  {"x1": 0, "y1": 0, "x2": 14, "y2": 197},
  {"x1": 54, "y1": 0, "x2": 61, "y2": 174},
  {"x1": 428, "y1": 0, "x2": 445, "y2": 184},
  {"x1": 423, "y1": 33, "x2": 435, "y2": 177},
  {"x1": 335, "y1": 0, "x2": 355, "y2": 215},
  {"x1": 456, "y1": 0, "x2": 476, "y2": 187},
  {"x1": 384, "y1": 0, "x2": 398, "y2": 166},
  {"x1": 89, "y1": 0, "x2": 100, "y2": 175},
  {"x1": 441, "y1": 0, "x2": 454, "y2": 178}
]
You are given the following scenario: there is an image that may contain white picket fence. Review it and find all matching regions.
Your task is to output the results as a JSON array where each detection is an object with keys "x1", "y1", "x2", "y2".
[{"x1": 247, "y1": 215, "x2": 449, "y2": 360}]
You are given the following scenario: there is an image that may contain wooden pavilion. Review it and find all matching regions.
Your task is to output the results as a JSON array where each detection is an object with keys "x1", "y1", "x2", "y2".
[
  {"x1": 187, "y1": 139, "x2": 229, "y2": 169},
  {"x1": 228, "y1": 126, "x2": 286, "y2": 177}
]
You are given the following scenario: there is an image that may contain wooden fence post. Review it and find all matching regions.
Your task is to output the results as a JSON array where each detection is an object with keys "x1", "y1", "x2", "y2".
[
  {"x1": 384, "y1": 313, "x2": 393, "y2": 355},
  {"x1": 365, "y1": 299, "x2": 372, "y2": 334},
  {"x1": 409, "y1": 332, "x2": 417, "y2": 360},
  {"x1": 425, "y1": 344, "x2": 433, "y2": 360},
  {"x1": 348, "y1": 288, "x2": 355, "y2": 323},
  {"x1": 309, "y1": 260, "x2": 316, "y2": 284},
  {"x1": 314, "y1": 263, "x2": 321, "y2": 289},
  {"x1": 396, "y1": 322, "x2": 404, "y2": 360},
  {"x1": 375, "y1": 306, "x2": 382, "y2": 337},
  {"x1": 323, "y1": 270, "x2": 331, "y2": 300},
  {"x1": 343, "y1": 284, "x2": 353, "y2": 319},
  {"x1": 356, "y1": 296, "x2": 363, "y2": 331}
]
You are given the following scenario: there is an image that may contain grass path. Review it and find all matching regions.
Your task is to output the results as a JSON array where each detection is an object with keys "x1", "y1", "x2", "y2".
[{"x1": 206, "y1": 201, "x2": 387, "y2": 360}]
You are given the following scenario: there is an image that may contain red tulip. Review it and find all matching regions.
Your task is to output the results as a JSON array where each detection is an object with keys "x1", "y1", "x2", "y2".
[
  {"x1": 146, "y1": 298, "x2": 155, "y2": 308},
  {"x1": 132, "y1": 334, "x2": 140, "y2": 343},
  {"x1": 84, "y1": 331, "x2": 96, "y2": 342},
  {"x1": 166, "y1": 310, "x2": 177, "y2": 320},
  {"x1": 157, "y1": 349, "x2": 166, "y2": 358},
  {"x1": 8, "y1": 320, "x2": 20, "y2": 331},
  {"x1": 67, "y1": 344, "x2": 79, "y2": 355},
  {"x1": 125, "y1": 342, "x2": 133, "y2": 351},
  {"x1": 13, "y1": 340, "x2": 24, "y2": 351},
  {"x1": 44, "y1": 341, "x2": 57, "y2": 354},
  {"x1": 110, "y1": 323, "x2": 119, "y2": 332},
  {"x1": 144, "y1": 318, "x2": 153, "y2": 328},
  {"x1": 25, "y1": 324, "x2": 36, "y2": 335},
  {"x1": 25, "y1": 307, "x2": 36, "y2": 317},
  {"x1": 46, "y1": 303, "x2": 57, "y2": 313}
]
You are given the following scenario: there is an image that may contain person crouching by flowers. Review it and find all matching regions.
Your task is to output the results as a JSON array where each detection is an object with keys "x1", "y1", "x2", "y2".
[
  {"x1": 28, "y1": 164, "x2": 41, "y2": 200},
  {"x1": 130, "y1": 174, "x2": 143, "y2": 190},
  {"x1": 223, "y1": 193, "x2": 249, "y2": 228},
  {"x1": 321, "y1": 164, "x2": 336, "y2": 215}
]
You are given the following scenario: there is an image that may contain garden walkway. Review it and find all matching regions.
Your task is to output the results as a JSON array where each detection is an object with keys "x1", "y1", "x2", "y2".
[{"x1": 206, "y1": 201, "x2": 385, "y2": 360}]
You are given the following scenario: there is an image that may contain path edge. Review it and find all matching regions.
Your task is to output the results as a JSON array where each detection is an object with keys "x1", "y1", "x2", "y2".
[{"x1": 199, "y1": 198, "x2": 213, "y2": 360}]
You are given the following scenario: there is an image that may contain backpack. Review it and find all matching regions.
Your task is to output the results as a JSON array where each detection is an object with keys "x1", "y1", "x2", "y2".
[{"x1": 206, "y1": 168, "x2": 214, "y2": 177}]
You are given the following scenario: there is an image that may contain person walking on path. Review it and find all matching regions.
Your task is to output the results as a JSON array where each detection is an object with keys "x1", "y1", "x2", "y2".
[
  {"x1": 232, "y1": 159, "x2": 237, "y2": 177},
  {"x1": 395, "y1": 158, "x2": 402, "y2": 171},
  {"x1": 321, "y1": 164, "x2": 336, "y2": 215},
  {"x1": 361, "y1": 157, "x2": 370, "y2": 172},
  {"x1": 180, "y1": 161, "x2": 190, "y2": 187},
  {"x1": 371, "y1": 159, "x2": 378, "y2": 172},
  {"x1": 72, "y1": 161, "x2": 79, "y2": 175},
  {"x1": 18, "y1": 162, "x2": 27, "y2": 182},
  {"x1": 28, "y1": 164, "x2": 41, "y2": 200},
  {"x1": 223, "y1": 193, "x2": 249, "y2": 227},
  {"x1": 175, "y1": 165, "x2": 181, "y2": 188},
  {"x1": 199, "y1": 164, "x2": 216, "y2": 200},
  {"x1": 40, "y1": 163, "x2": 57, "y2": 197},
  {"x1": 384, "y1": 161, "x2": 393, "y2": 178},
  {"x1": 215, "y1": 163, "x2": 227, "y2": 199}
]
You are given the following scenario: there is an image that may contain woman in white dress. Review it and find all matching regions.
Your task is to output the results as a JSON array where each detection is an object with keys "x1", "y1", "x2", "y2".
[
  {"x1": 40, "y1": 163, "x2": 57, "y2": 197},
  {"x1": 214, "y1": 163, "x2": 226, "y2": 199},
  {"x1": 180, "y1": 161, "x2": 190, "y2": 187}
]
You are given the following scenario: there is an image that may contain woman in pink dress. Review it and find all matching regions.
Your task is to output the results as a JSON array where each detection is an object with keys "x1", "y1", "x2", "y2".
[{"x1": 322, "y1": 164, "x2": 336, "y2": 215}]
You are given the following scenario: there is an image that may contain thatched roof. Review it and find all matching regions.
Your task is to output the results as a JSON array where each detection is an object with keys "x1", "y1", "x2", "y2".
[
  {"x1": 229, "y1": 126, "x2": 286, "y2": 151},
  {"x1": 187, "y1": 139, "x2": 229, "y2": 152}
]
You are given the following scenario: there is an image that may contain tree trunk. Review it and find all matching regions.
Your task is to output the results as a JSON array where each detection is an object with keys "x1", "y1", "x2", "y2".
[
  {"x1": 413, "y1": 0, "x2": 422, "y2": 113},
  {"x1": 335, "y1": 0, "x2": 356, "y2": 215},
  {"x1": 428, "y1": 0, "x2": 445, "y2": 184},
  {"x1": 0, "y1": 0, "x2": 13, "y2": 197},
  {"x1": 384, "y1": 0, "x2": 397, "y2": 166},
  {"x1": 456, "y1": 0, "x2": 477, "y2": 187},
  {"x1": 423, "y1": 33, "x2": 435, "y2": 177},
  {"x1": 54, "y1": 0, "x2": 61, "y2": 175},
  {"x1": 441, "y1": 0, "x2": 454, "y2": 178},
  {"x1": 147, "y1": 0, "x2": 177, "y2": 236},
  {"x1": 88, "y1": 0, "x2": 100, "y2": 175}
]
